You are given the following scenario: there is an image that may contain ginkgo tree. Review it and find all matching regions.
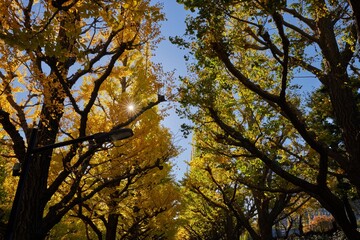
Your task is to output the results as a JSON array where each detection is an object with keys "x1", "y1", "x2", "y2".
[
  {"x1": 175, "y1": 0, "x2": 360, "y2": 239},
  {"x1": 49, "y1": 161, "x2": 180, "y2": 240},
  {"x1": 0, "y1": 0, "x2": 177, "y2": 239},
  {"x1": 75, "y1": 62, "x2": 178, "y2": 239},
  {"x1": 43, "y1": 45, "x2": 179, "y2": 240},
  {"x1": 178, "y1": 120, "x2": 311, "y2": 240}
]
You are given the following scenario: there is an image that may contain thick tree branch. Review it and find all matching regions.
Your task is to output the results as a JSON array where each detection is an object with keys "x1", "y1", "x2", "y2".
[
  {"x1": 212, "y1": 42, "x2": 330, "y2": 159},
  {"x1": 207, "y1": 107, "x2": 317, "y2": 192},
  {"x1": 283, "y1": 8, "x2": 316, "y2": 30},
  {"x1": 0, "y1": 108, "x2": 26, "y2": 161},
  {"x1": 282, "y1": 20, "x2": 318, "y2": 44},
  {"x1": 272, "y1": 12, "x2": 290, "y2": 100},
  {"x1": 347, "y1": 0, "x2": 360, "y2": 42},
  {"x1": 212, "y1": 41, "x2": 279, "y2": 103}
]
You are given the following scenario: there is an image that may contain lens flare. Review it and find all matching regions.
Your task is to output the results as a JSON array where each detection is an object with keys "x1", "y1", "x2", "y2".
[{"x1": 127, "y1": 104, "x2": 135, "y2": 112}]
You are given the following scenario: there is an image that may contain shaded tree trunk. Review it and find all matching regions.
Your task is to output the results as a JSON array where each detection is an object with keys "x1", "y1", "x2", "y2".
[
  {"x1": 316, "y1": 188, "x2": 360, "y2": 240},
  {"x1": 106, "y1": 213, "x2": 120, "y2": 240},
  {"x1": 258, "y1": 211, "x2": 274, "y2": 240},
  {"x1": 224, "y1": 214, "x2": 241, "y2": 240},
  {"x1": 259, "y1": 222, "x2": 273, "y2": 240},
  {"x1": 6, "y1": 83, "x2": 65, "y2": 239}
]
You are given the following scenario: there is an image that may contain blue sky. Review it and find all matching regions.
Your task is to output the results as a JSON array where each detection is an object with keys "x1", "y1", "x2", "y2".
[
  {"x1": 151, "y1": 1, "x2": 192, "y2": 181},
  {"x1": 150, "y1": 1, "x2": 323, "y2": 182}
]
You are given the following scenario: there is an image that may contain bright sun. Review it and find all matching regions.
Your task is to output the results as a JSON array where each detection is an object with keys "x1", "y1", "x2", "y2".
[
  {"x1": 127, "y1": 104, "x2": 135, "y2": 112},
  {"x1": 121, "y1": 98, "x2": 138, "y2": 115}
]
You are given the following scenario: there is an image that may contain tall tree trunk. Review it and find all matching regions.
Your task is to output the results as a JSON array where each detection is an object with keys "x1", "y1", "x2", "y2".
[
  {"x1": 6, "y1": 85, "x2": 65, "y2": 239},
  {"x1": 106, "y1": 213, "x2": 120, "y2": 240},
  {"x1": 258, "y1": 213, "x2": 274, "y2": 240},
  {"x1": 316, "y1": 188, "x2": 360, "y2": 240},
  {"x1": 317, "y1": 15, "x2": 360, "y2": 195},
  {"x1": 327, "y1": 72, "x2": 360, "y2": 194},
  {"x1": 259, "y1": 223, "x2": 273, "y2": 240}
]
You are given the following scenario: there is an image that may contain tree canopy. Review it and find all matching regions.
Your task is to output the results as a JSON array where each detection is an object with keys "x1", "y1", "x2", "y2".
[
  {"x1": 0, "y1": 0, "x2": 180, "y2": 239},
  {"x1": 2, "y1": 0, "x2": 360, "y2": 239},
  {"x1": 174, "y1": 0, "x2": 360, "y2": 239}
]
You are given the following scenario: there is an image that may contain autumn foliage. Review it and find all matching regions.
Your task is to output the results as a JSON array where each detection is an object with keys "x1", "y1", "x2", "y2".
[
  {"x1": 0, "y1": 0, "x2": 179, "y2": 239},
  {"x1": 174, "y1": 0, "x2": 360, "y2": 239},
  {"x1": 1, "y1": 0, "x2": 360, "y2": 239}
]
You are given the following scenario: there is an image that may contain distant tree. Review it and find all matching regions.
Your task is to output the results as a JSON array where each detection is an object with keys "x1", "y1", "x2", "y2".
[
  {"x1": 177, "y1": 187, "x2": 243, "y2": 240},
  {"x1": 175, "y1": 0, "x2": 360, "y2": 239},
  {"x1": 48, "y1": 163, "x2": 180, "y2": 240},
  {"x1": 309, "y1": 215, "x2": 335, "y2": 233},
  {"x1": 178, "y1": 129, "x2": 309, "y2": 240}
]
